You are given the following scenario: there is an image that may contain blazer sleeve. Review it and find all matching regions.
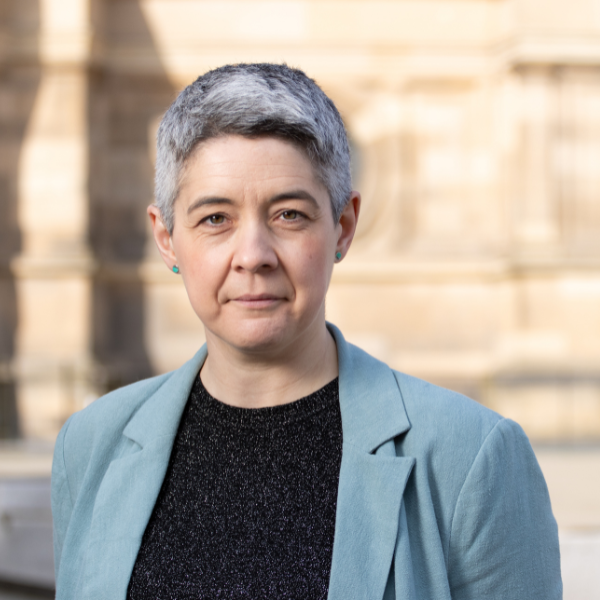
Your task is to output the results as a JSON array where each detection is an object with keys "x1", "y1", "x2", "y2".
[
  {"x1": 447, "y1": 418, "x2": 562, "y2": 600},
  {"x1": 51, "y1": 416, "x2": 75, "y2": 580}
]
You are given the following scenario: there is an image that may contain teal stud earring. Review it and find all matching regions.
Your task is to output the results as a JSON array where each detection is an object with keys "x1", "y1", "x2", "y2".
[
  {"x1": 172, "y1": 265, "x2": 180, "y2": 274},
  {"x1": 335, "y1": 251, "x2": 342, "y2": 261}
]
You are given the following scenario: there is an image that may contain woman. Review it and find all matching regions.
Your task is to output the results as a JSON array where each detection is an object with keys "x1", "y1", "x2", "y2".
[{"x1": 51, "y1": 63, "x2": 561, "y2": 600}]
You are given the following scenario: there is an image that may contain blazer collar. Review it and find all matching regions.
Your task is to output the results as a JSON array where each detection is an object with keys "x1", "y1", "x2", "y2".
[
  {"x1": 327, "y1": 324, "x2": 415, "y2": 600},
  {"x1": 123, "y1": 323, "x2": 411, "y2": 453},
  {"x1": 330, "y1": 323, "x2": 411, "y2": 452},
  {"x1": 80, "y1": 347, "x2": 208, "y2": 599},
  {"x1": 122, "y1": 345, "x2": 207, "y2": 448}
]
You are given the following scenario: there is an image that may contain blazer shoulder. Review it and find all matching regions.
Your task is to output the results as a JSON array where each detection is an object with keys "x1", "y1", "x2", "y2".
[
  {"x1": 56, "y1": 371, "x2": 173, "y2": 481},
  {"x1": 389, "y1": 371, "x2": 542, "y2": 557},
  {"x1": 393, "y1": 369, "x2": 504, "y2": 451},
  {"x1": 68, "y1": 371, "x2": 172, "y2": 436}
]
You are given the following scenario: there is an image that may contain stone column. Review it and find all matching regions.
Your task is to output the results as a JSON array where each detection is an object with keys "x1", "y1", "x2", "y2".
[
  {"x1": 513, "y1": 66, "x2": 561, "y2": 251},
  {"x1": 12, "y1": 0, "x2": 97, "y2": 439}
]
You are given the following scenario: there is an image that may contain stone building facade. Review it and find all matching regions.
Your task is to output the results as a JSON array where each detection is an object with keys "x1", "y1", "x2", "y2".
[{"x1": 2, "y1": 0, "x2": 600, "y2": 441}]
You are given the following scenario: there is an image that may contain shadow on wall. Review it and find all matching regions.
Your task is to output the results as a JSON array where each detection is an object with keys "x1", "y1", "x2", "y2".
[
  {"x1": 0, "y1": 0, "x2": 41, "y2": 438},
  {"x1": 88, "y1": 0, "x2": 177, "y2": 392}
]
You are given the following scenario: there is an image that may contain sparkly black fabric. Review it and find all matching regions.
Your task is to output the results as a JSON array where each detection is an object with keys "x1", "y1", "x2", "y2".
[{"x1": 127, "y1": 376, "x2": 342, "y2": 600}]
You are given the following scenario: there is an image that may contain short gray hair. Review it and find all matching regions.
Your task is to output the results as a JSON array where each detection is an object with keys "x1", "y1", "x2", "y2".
[{"x1": 155, "y1": 63, "x2": 352, "y2": 233}]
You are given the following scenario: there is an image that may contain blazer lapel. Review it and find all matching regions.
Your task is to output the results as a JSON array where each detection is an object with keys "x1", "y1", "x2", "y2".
[
  {"x1": 327, "y1": 325, "x2": 415, "y2": 600},
  {"x1": 81, "y1": 347, "x2": 207, "y2": 600}
]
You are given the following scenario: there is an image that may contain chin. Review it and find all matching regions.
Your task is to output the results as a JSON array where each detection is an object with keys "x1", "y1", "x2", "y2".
[{"x1": 221, "y1": 316, "x2": 300, "y2": 355}]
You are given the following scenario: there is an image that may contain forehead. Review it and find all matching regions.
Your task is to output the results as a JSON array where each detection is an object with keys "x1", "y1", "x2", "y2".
[{"x1": 180, "y1": 135, "x2": 325, "y2": 196}]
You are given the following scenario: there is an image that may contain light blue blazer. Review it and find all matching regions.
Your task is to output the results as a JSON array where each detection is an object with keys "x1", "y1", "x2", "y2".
[{"x1": 52, "y1": 325, "x2": 562, "y2": 599}]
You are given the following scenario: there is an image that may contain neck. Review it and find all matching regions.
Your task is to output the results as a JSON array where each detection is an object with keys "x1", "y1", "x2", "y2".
[{"x1": 200, "y1": 321, "x2": 338, "y2": 409}]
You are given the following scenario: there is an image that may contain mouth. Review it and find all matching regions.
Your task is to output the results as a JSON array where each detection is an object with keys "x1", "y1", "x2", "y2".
[{"x1": 232, "y1": 294, "x2": 284, "y2": 309}]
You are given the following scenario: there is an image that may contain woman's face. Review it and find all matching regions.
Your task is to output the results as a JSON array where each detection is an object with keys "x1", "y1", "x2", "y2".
[{"x1": 150, "y1": 135, "x2": 359, "y2": 357}]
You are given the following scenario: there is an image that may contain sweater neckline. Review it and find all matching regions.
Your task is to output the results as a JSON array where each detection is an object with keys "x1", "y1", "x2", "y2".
[{"x1": 190, "y1": 375, "x2": 340, "y2": 429}]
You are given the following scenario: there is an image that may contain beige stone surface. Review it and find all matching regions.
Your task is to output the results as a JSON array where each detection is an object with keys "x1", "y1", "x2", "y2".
[
  {"x1": 1, "y1": 0, "x2": 600, "y2": 442},
  {"x1": 536, "y1": 446, "x2": 600, "y2": 530},
  {"x1": 0, "y1": 444, "x2": 53, "y2": 479}
]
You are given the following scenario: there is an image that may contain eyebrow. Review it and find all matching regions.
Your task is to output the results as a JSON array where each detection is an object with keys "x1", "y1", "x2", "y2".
[
  {"x1": 186, "y1": 190, "x2": 320, "y2": 215},
  {"x1": 270, "y1": 190, "x2": 320, "y2": 208},
  {"x1": 186, "y1": 196, "x2": 233, "y2": 215}
]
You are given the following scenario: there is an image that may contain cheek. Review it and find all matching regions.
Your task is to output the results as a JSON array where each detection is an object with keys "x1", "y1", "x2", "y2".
[
  {"x1": 179, "y1": 248, "x2": 227, "y2": 311},
  {"x1": 292, "y1": 239, "x2": 334, "y2": 295},
  {"x1": 177, "y1": 236, "x2": 226, "y2": 276}
]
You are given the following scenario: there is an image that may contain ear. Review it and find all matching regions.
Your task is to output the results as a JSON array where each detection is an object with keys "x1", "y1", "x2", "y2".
[
  {"x1": 335, "y1": 191, "x2": 361, "y2": 260},
  {"x1": 148, "y1": 205, "x2": 177, "y2": 268}
]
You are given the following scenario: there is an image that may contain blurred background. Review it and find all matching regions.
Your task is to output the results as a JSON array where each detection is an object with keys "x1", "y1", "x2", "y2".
[{"x1": 1, "y1": 0, "x2": 599, "y2": 597}]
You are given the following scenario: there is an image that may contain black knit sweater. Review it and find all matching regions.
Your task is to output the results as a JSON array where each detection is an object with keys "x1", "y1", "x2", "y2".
[{"x1": 127, "y1": 375, "x2": 343, "y2": 599}]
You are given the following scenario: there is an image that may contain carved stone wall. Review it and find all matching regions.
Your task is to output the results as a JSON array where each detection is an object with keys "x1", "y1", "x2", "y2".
[{"x1": 2, "y1": 0, "x2": 600, "y2": 440}]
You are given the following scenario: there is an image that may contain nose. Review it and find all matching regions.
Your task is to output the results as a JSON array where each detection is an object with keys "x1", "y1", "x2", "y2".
[{"x1": 231, "y1": 221, "x2": 278, "y2": 273}]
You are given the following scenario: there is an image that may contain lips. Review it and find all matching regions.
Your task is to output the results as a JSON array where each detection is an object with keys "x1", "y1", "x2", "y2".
[{"x1": 232, "y1": 294, "x2": 284, "y2": 308}]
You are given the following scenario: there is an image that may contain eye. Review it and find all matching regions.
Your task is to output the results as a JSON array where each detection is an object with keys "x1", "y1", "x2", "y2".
[
  {"x1": 204, "y1": 214, "x2": 226, "y2": 225},
  {"x1": 280, "y1": 210, "x2": 299, "y2": 221}
]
